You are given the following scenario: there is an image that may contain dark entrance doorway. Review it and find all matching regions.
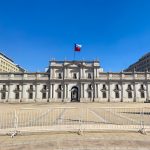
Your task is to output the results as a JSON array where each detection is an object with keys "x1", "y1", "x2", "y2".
[{"x1": 71, "y1": 86, "x2": 79, "y2": 102}]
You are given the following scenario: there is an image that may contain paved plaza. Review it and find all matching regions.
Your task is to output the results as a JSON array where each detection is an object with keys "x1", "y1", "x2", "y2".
[{"x1": 0, "y1": 102, "x2": 150, "y2": 150}]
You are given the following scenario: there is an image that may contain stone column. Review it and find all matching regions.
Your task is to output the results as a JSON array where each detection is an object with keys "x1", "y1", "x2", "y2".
[
  {"x1": 96, "y1": 84, "x2": 98, "y2": 98},
  {"x1": 94, "y1": 84, "x2": 98, "y2": 98},
  {"x1": 80, "y1": 83, "x2": 84, "y2": 102},
  {"x1": 52, "y1": 84, "x2": 54, "y2": 99},
  {"x1": 35, "y1": 83, "x2": 37, "y2": 101},
  {"x1": 133, "y1": 82, "x2": 136, "y2": 102},
  {"x1": 82, "y1": 68, "x2": 84, "y2": 79},
  {"x1": 146, "y1": 82, "x2": 149, "y2": 102},
  {"x1": 36, "y1": 84, "x2": 41, "y2": 101},
  {"x1": 64, "y1": 68, "x2": 66, "y2": 78},
  {"x1": 48, "y1": 81, "x2": 50, "y2": 101},
  {"x1": 49, "y1": 84, "x2": 52, "y2": 99},
  {"x1": 63, "y1": 84, "x2": 65, "y2": 102},
  {"x1": 146, "y1": 73, "x2": 150, "y2": 102},
  {"x1": 8, "y1": 83, "x2": 14, "y2": 102},
  {"x1": 108, "y1": 82, "x2": 110, "y2": 102},
  {"x1": 35, "y1": 83, "x2": 41, "y2": 101},
  {"x1": 66, "y1": 68, "x2": 69, "y2": 78},
  {"x1": 66, "y1": 84, "x2": 68, "y2": 98},
  {"x1": 121, "y1": 82, "x2": 123, "y2": 102},
  {"x1": 97, "y1": 84, "x2": 100, "y2": 98},
  {"x1": 21, "y1": 83, "x2": 27, "y2": 102}
]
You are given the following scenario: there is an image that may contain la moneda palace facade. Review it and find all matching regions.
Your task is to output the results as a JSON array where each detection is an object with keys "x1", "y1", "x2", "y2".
[{"x1": 0, "y1": 60, "x2": 150, "y2": 103}]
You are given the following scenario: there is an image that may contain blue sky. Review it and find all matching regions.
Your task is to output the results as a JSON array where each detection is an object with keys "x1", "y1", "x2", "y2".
[{"x1": 0, "y1": 0, "x2": 150, "y2": 72}]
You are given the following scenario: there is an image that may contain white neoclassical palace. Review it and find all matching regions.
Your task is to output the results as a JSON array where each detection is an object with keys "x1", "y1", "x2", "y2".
[{"x1": 0, "y1": 60, "x2": 150, "y2": 103}]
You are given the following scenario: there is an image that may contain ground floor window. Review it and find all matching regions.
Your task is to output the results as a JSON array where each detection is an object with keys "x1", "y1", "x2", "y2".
[
  {"x1": 102, "y1": 92, "x2": 107, "y2": 98},
  {"x1": 29, "y1": 93, "x2": 33, "y2": 99},
  {"x1": 88, "y1": 91, "x2": 92, "y2": 98},
  {"x1": 141, "y1": 92, "x2": 145, "y2": 98},
  {"x1": 128, "y1": 92, "x2": 132, "y2": 98},
  {"x1": 42, "y1": 92, "x2": 46, "y2": 99},
  {"x1": 115, "y1": 92, "x2": 119, "y2": 98},
  {"x1": 1, "y1": 92, "x2": 6, "y2": 99},
  {"x1": 58, "y1": 92, "x2": 61, "y2": 99},
  {"x1": 15, "y1": 92, "x2": 19, "y2": 99}
]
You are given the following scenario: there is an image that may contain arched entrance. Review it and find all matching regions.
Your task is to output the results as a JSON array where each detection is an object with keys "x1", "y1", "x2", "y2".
[{"x1": 71, "y1": 86, "x2": 79, "y2": 102}]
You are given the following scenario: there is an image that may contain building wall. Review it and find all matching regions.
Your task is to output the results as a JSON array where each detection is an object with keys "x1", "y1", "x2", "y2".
[
  {"x1": 0, "y1": 61, "x2": 150, "y2": 103},
  {"x1": 125, "y1": 52, "x2": 150, "y2": 72},
  {"x1": 0, "y1": 53, "x2": 23, "y2": 72}
]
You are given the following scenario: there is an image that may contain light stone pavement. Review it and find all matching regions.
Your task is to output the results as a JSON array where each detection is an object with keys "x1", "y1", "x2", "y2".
[
  {"x1": 0, "y1": 132, "x2": 150, "y2": 150},
  {"x1": 0, "y1": 102, "x2": 150, "y2": 150}
]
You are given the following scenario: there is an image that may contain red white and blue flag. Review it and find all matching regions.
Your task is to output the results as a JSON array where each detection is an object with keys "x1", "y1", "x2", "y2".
[{"x1": 74, "y1": 44, "x2": 82, "y2": 51}]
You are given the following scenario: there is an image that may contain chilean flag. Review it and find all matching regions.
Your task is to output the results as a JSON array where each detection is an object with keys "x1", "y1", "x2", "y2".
[{"x1": 74, "y1": 44, "x2": 82, "y2": 51}]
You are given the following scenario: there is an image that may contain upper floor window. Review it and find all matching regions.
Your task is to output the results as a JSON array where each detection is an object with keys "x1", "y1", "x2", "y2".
[
  {"x1": 73, "y1": 73, "x2": 77, "y2": 79},
  {"x1": 88, "y1": 73, "x2": 92, "y2": 79},
  {"x1": 58, "y1": 73, "x2": 62, "y2": 79},
  {"x1": 127, "y1": 85, "x2": 132, "y2": 90},
  {"x1": 115, "y1": 84, "x2": 119, "y2": 90},
  {"x1": 3, "y1": 85, "x2": 6, "y2": 90},
  {"x1": 102, "y1": 84, "x2": 106, "y2": 90},
  {"x1": 43, "y1": 85, "x2": 47, "y2": 90},
  {"x1": 88, "y1": 84, "x2": 92, "y2": 90},
  {"x1": 58, "y1": 84, "x2": 62, "y2": 90},
  {"x1": 16, "y1": 85, "x2": 20, "y2": 90},
  {"x1": 140, "y1": 84, "x2": 144, "y2": 90},
  {"x1": 30, "y1": 85, "x2": 33, "y2": 90}
]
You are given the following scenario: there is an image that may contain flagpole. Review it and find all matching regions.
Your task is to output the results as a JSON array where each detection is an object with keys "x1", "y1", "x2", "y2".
[
  {"x1": 74, "y1": 50, "x2": 76, "y2": 60},
  {"x1": 74, "y1": 44, "x2": 76, "y2": 61}
]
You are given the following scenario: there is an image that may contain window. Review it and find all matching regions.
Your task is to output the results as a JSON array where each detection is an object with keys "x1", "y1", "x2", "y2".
[
  {"x1": 58, "y1": 85, "x2": 62, "y2": 90},
  {"x1": 43, "y1": 85, "x2": 47, "y2": 90},
  {"x1": 128, "y1": 92, "x2": 132, "y2": 98},
  {"x1": 102, "y1": 84, "x2": 106, "y2": 90},
  {"x1": 58, "y1": 73, "x2": 62, "y2": 79},
  {"x1": 30, "y1": 85, "x2": 33, "y2": 90},
  {"x1": 15, "y1": 93, "x2": 19, "y2": 99},
  {"x1": 58, "y1": 92, "x2": 61, "y2": 98},
  {"x1": 141, "y1": 92, "x2": 145, "y2": 98},
  {"x1": 3, "y1": 85, "x2": 6, "y2": 90},
  {"x1": 1, "y1": 92, "x2": 6, "y2": 99},
  {"x1": 88, "y1": 73, "x2": 92, "y2": 79},
  {"x1": 103, "y1": 92, "x2": 107, "y2": 98},
  {"x1": 29, "y1": 93, "x2": 33, "y2": 99},
  {"x1": 141, "y1": 84, "x2": 144, "y2": 90},
  {"x1": 73, "y1": 73, "x2": 77, "y2": 79},
  {"x1": 127, "y1": 85, "x2": 132, "y2": 90},
  {"x1": 16, "y1": 85, "x2": 20, "y2": 90},
  {"x1": 88, "y1": 84, "x2": 92, "y2": 90},
  {"x1": 88, "y1": 91, "x2": 92, "y2": 98},
  {"x1": 42, "y1": 93, "x2": 46, "y2": 99},
  {"x1": 115, "y1": 84, "x2": 119, "y2": 90},
  {"x1": 115, "y1": 92, "x2": 119, "y2": 98}
]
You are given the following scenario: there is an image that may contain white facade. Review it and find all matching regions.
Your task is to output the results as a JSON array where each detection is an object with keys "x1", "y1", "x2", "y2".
[{"x1": 0, "y1": 60, "x2": 150, "y2": 103}]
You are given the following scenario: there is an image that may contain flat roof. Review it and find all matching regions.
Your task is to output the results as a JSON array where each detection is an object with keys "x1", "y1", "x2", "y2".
[{"x1": 0, "y1": 52, "x2": 14, "y2": 63}]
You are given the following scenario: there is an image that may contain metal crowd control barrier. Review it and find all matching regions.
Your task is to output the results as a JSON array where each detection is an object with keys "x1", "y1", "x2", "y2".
[{"x1": 0, "y1": 107, "x2": 150, "y2": 137}]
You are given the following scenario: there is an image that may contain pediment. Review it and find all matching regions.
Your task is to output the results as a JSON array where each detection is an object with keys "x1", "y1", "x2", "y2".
[{"x1": 64, "y1": 62, "x2": 86, "y2": 68}]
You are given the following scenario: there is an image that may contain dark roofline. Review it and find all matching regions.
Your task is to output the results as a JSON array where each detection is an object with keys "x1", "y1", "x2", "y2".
[{"x1": 0, "y1": 52, "x2": 14, "y2": 63}]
